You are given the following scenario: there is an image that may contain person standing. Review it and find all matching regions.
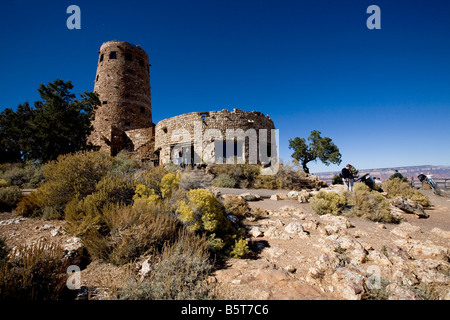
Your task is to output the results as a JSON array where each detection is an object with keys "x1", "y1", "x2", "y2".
[{"x1": 341, "y1": 164, "x2": 354, "y2": 192}]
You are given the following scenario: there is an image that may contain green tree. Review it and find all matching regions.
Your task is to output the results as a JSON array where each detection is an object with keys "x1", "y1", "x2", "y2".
[
  {"x1": 0, "y1": 103, "x2": 34, "y2": 163},
  {"x1": 288, "y1": 130, "x2": 342, "y2": 174},
  {"x1": 0, "y1": 80, "x2": 100, "y2": 163}
]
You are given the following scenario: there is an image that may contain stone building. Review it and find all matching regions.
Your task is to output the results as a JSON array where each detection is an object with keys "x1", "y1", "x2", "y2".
[{"x1": 89, "y1": 40, "x2": 277, "y2": 166}]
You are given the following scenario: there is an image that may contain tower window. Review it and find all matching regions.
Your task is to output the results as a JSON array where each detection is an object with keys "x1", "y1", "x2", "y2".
[
  {"x1": 139, "y1": 59, "x2": 144, "y2": 66},
  {"x1": 102, "y1": 101, "x2": 107, "y2": 105},
  {"x1": 200, "y1": 112, "x2": 209, "y2": 121},
  {"x1": 140, "y1": 107, "x2": 145, "y2": 114},
  {"x1": 96, "y1": 75, "x2": 99, "y2": 81},
  {"x1": 99, "y1": 54, "x2": 104, "y2": 62},
  {"x1": 125, "y1": 53, "x2": 132, "y2": 61},
  {"x1": 125, "y1": 121, "x2": 131, "y2": 126},
  {"x1": 109, "y1": 51, "x2": 117, "y2": 59}
]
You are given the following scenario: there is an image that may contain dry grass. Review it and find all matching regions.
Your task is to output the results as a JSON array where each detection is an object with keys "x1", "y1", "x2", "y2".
[
  {"x1": 83, "y1": 203, "x2": 182, "y2": 266},
  {"x1": 117, "y1": 229, "x2": 214, "y2": 300},
  {"x1": 0, "y1": 241, "x2": 71, "y2": 300}
]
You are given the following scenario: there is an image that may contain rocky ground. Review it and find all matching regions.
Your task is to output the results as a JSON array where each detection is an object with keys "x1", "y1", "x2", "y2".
[
  {"x1": 212, "y1": 188, "x2": 450, "y2": 300},
  {"x1": 0, "y1": 188, "x2": 449, "y2": 300}
]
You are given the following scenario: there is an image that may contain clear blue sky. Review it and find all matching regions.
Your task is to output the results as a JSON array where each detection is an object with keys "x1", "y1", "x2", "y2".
[{"x1": 1, "y1": 0, "x2": 449, "y2": 173}]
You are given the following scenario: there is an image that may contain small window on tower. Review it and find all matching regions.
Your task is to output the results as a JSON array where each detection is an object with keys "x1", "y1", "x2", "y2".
[
  {"x1": 125, "y1": 53, "x2": 132, "y2": 61},
  {"x1": 102, "y1": 101, "x2": 107, "y2": 105},
  {"x1": 99, "y1": 54, "x2": 104, "y2": 62},
  {"x1": 96, "y1": 75, "x2": 99, "y2": 81},
  {"x1": 109, "y1": 51, "x2": 117, "y2": 59},
  {"x1": 139, "y1": 59, "x2": 144, "y2": 66},
  {"x1": 140, "y1": 107, "x2": 145, "y2": 114},
  {"x1": 125, "y1": 121, "x2": 131, "y2": 127}
]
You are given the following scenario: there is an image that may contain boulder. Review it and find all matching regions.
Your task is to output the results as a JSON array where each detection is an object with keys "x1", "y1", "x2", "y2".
[
  {"x1": 276, "y1": 193, "x2": 288, "y2": 200},
  {"x1": 139, "y1": 258, "x2": 152, "y2": 278},
  {"x1": 431, "y1": 227, "x2": 450, "y2": 239},
  {"x1": 240, "y1": 193, "x2": 261, "y2": 201},
  {"x1": 270, "y1": 194, "x2": 280, "y2": 201},
  {"x1": 63, "y1": 237, "x2": 89, "y2": 267},
  {"x1": 285, "y1": 222, "x2": 305, "y2": 234},
  {"x1": 319, "y1": 214, "x2": 353, "y2": 229},
  {"x1": 386, "y1": 283, "x2": 422, "y2": 300},
  {"x1": 285, "y1": 265, "x2": 297, "y2": 273},
  {"x1": 390, "y1": 222, "x2": 422, "y2": 239},
  {"x1": 264, "y1": 226, "x2": 291, "y2": 240},
  {"x1": 287, "y1": 191, "x2": 299, "y2": 199},
  {"x1": 391, "y1": 196, "x2": 429, "y2": 218},
  {"x1": 248, "y1": 226, "x2": 264, "y2": 238},
  {"x1": 331, "y1": 265, "x2": 367, "y2": 300}
]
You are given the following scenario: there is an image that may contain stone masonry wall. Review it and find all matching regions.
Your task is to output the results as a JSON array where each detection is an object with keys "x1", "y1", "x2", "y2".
[
  {"x1": 89, "y1": 41, "x2": 153, "y2": 155},
  {"x1": 154, "y1": 109, "x2": 276, "y2": 165}
]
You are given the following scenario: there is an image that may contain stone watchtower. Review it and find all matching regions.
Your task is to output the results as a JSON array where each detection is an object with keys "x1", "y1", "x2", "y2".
[{"x1": 89, "y1": 40, "x2": 154, "y2": 156}]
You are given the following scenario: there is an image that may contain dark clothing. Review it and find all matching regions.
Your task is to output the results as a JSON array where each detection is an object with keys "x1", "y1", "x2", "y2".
[
  {"x1": 393, "y1": 172, "x2": 403, "y2": 179},
  {"x1": 341, "y1": 167, "x2": 353, "y2": 179},
  {"x1": 418, "y1": 174, "x2": 427, "y2": 182}
]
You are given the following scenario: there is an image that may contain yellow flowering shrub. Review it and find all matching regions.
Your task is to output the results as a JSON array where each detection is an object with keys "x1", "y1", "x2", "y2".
[
  {"x1": 175, "y1": 188, "x2": 248, "y2": 257},
  {"x1": 160, "y1": 173, "x2": 181, "y2": 199}
]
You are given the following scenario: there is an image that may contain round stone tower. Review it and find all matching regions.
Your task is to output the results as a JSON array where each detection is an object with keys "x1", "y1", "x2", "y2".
[{"x1": 90, "y1": 40, "x2": 153, "y2": 155}]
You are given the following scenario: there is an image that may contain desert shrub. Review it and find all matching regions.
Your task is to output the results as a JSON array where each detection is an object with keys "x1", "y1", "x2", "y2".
[
  {"x1": 83, "y1": 203, "x2": 181, "y2": 265},
  {"x1": 111, "y1": 150, "x2": 141, "y2": 175},
  {"x1": 332, "y1": 174, "x2": 343, "y2": 185},
  {"x1": 409, "y1": 191, "x2": 431, "y2": 208},
  {"x1": 118, "y1": 229, "x2": 213, "y2": 300},
  {"x1": 15, "y1": 192, "x2": 42, "y2": 218},
  {"x1": 161, "y1": 172, "x2": 181, "y2": 199},
  {"x1": 138, "y1": 166, "x2": 169, "y2": 197},
  {"x1": 180, "y1": 169, "x2": 214, "y2": 190},
  {"x1": 133, "y1": 184, "x2": 160, "y2": 204},
  {"x1": 211, "y1": 173, "x2": 236, "y2": 188},
  {"x1": 208, "y1": 161, "x2": 319, "y2": 190},
  {"x1": 43, "y1": 151, "x2": 112, "y2": 198},
  {"x1": 208, "y1": 164, "x2": 260, "y2": 188},
  {"x1": 0, "y1": 179, "x2": 8, "y2": 188},
  {"x1": 271, "y1": 162, "x2": 302, "y2": 189},
  {"x1": 0, "y1": 162, "x2": 45, "y2": 189},
  {"x1": 383, "y1": 178, "x2": 430, "y2": 207},
  {"x1": 0, "y1": 242, "x2": 71, "y2": 300},
  {"x1": 65, "y1": 173, "x2": 136, "y2": 236},
  {"x1": 310, "y1": 191, "x2": 346, "y2": 216},
  {"x1": 223, "y1": 195, "x2": 250, "y2": 217},
  {"x1": 247, "y1": 207, "x2": 267, "y2": 221},
  {"x1": 164, "y1": 161, "x2": 180, "y2": 173},
  {"x1": 175, "y1": 189, "x2": 248, "y2": 257},
  {"x1": 383, "y1": 178, "x2": 413, "y2": 197},
  {"x1": 32, "y1": 151, "x2": 113, "y2": 217},
  {"x1": 0, "y1": 237, "x2": 8, "y2": 268},
  {"x1": 353, "y1": 182, "x2": 371, "y2": 192},
  {"x1": 253, "y1": 174, "x2": 278, "y2": 189},
  {"x1": 229, "y1": 238, "x2": 250, "y2": 258},
  {"x1": 312, "y1": 187, "x2": 401, "y2": 223},
  {"x1": 345, "y1": 189, "x2": 400, "y2": 223},
  {"x1": 0, "y1": 186, "x2": 23, "y2": 212},
  {"x1": 389, "y1": 174, "x2": 408, "y2": 182}
]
